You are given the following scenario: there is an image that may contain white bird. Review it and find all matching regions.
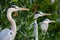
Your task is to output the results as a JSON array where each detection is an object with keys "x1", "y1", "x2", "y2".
[
  {"x1": 0, "y1": 5, "x2": 29, "y2": 40},
  {"x1": 40, "y1": 18, "x2": 55, "y2": 40},
  {"x1": 40, "y1": 18, "x2": 55, "y2": 34},
  {"x1": 33, "y1": 11, "x2": 51, "y2": 40}
]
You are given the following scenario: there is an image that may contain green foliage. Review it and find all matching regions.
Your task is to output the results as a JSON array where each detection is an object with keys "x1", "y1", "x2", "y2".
[{"x1": 0, "y1": 0, "x2": 60, "y2": 40}]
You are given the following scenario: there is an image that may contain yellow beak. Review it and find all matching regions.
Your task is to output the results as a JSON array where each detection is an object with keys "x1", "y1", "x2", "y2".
[
  {"x1": 19, "y1": 8, "x2": 29, "y2": 11},
  {"x1": 44, "y1": 13, "x2": 52, "y2": 15}
]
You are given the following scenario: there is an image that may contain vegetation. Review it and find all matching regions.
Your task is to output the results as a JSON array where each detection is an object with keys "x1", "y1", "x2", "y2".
[{"x1": 0, "y1": 0, "x2": 60, "y2": 40}]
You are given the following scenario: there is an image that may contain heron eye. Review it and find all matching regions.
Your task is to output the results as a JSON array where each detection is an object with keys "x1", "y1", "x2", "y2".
[
  {"x1": 10, "y1": 32, "x2": 12, "y2": 35},
  {"x1": 11, "y1": 6, "x2": 16, "y2": 9}
]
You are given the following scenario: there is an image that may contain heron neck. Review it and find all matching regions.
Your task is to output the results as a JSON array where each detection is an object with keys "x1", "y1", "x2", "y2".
[
  {"x1": 34, "y1": 19, "x2": 38, "y2": 33},
  {"x1": 34, "y1": 19, "x2": 38, "y2": 40},
  {"x1": 34, "y1": 17, "x2": 38, "y2": 27},
  {"x1": 7, "y1": 11, "x2": 16, "y2": 40},
  {"x1": 34, "y1": 20, "x2": 37, "y2": 24}
]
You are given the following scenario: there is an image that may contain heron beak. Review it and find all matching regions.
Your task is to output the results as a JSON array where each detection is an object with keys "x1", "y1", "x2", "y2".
[
  {"x1": 51, "y1": 21, "x2": 56, "y2": 22},
  {"x1": 43, "y1": 13, "x2": 52, "y2": 16},
  {"x1": 19, "y1": 7, "x2": 29, "y2": 11}
]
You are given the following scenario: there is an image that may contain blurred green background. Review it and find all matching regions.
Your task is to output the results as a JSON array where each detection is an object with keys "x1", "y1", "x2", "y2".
[{"x1": 0, "y1": 0, "x2": 60, "y2": 40}]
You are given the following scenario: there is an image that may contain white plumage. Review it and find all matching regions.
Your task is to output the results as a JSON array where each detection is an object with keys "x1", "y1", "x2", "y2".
[
  {"x1": 40, "y1": 18, "x2": 55, "y2": 35},
  {"x1": 40, "y1": 18, "x2": 55, "y2": 40},
  {"x1": 0, "y1": 29, "x2": 13, "y2": 40},
  {"x1": 0, "y1": 5, "x2": 29, "y2": 40},
  {"x1": 33, "y1": 11, "x2": 51, "y2": 40}
]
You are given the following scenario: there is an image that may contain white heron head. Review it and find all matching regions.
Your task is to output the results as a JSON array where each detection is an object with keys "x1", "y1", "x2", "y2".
[
  {"x1": 34, "y1": 11, "x2": 52, "y2": 19},
  {"x1": 43, "y1": 18, "x2": 55, "y2": 23},
  {"x1": 7, "y1": 5, "x2": 29, "y2": 12}
]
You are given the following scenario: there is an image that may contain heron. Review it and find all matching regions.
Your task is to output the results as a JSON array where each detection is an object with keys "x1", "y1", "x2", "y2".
[
  {"x1": 40, "y1": 18, "x2": 55, "y2": 40},
  {"x1": 33, "y1": 11, "x2": 51, "y2": 40},
  {"x1": 0, "y1": 5, "x2": 29, "y2": 40}
]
